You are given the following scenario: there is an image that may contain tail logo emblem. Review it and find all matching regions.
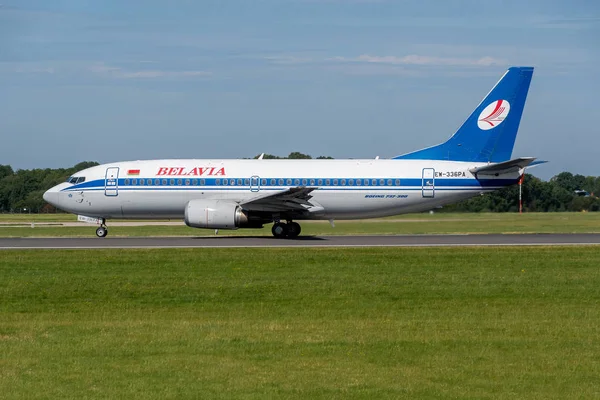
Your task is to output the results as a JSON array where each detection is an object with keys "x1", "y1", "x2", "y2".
[{"x1": 477, "y1": 99, "x2": 510, "y2": 130}]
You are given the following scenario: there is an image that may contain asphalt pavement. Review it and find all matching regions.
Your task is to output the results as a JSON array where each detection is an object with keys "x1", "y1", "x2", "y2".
[{"x1": 1, "y1": 233, "x2": 600, "y2": 249}]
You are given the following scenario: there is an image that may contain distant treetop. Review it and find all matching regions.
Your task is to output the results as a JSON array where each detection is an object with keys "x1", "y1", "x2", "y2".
[{"x1": 253, "y1": 152, "x2": 333, "y2": 160}]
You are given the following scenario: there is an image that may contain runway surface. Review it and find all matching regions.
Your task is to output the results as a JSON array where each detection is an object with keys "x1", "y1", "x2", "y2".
[{"x1": 1, "y1": 234, "x2": 600, "y2": 249}]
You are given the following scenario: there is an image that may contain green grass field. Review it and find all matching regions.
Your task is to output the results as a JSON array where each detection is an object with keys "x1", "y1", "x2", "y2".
[
  {"x1": 2, "y1": 247, "x2": 600, "y2": 399},
  {"x1": 1, "y1": 212, "x2": 600, "y2": 237}
]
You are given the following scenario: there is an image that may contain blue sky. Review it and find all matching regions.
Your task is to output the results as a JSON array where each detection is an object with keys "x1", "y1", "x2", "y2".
[{"x1": 1, "y1": 0, "x2": 598, "y2": 179}]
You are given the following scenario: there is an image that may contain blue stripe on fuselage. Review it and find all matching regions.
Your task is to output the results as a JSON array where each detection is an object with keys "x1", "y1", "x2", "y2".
[{"x1": 61, "y1": 177, "x2": 518, "y2": 191}]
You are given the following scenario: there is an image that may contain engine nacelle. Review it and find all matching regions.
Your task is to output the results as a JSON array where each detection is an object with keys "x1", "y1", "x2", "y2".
[{"x1": 184, "y1": 199, "x2": 262, "y2": 230}]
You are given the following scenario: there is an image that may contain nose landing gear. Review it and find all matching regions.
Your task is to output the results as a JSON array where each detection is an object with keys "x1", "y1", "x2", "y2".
[
  {"x1": 95, "y1": 219, "x2": 108, "y2": 238},
  {"x1": 271, "y1": 221, "x2": 301, "y2": 239}
]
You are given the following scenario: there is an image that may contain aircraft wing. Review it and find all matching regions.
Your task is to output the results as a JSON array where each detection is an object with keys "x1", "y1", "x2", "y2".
[
  {"x1": 469, "y1": 157, "x2": 543, "y2": 176},
  {"x1": 240, "y1": 187, "x2": 321, "y2": 212}
]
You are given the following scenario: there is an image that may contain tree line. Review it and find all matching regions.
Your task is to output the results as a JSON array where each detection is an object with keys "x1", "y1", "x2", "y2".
[
  {"x1": 0, "y1": 161, "x2": 99, "y2": 213},
  {"x1": 443, "y1": 172, "x2": 600, "y2": 213},
  {"x1": 0, "y1": 154, "x2": 598, "y2": 213}
]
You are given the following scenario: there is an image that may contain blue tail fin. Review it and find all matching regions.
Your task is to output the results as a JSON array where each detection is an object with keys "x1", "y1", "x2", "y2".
[{"x1": 394, "y1": 66, "x2": 534, "y2": 162}]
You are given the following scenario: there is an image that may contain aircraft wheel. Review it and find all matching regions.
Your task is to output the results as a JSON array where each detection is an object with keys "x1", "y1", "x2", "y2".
[
  {"x1": 271, "y1": 222, "x2": 288, "y2": 238},
  {"x1": 96, "y1": 226, "x2": 108, "y2": 238},
  {"x1": 287, "y1": 222, "x2": 301, "y2": 238}
]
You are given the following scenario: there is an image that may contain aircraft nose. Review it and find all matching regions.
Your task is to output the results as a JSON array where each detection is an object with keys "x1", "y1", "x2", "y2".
[{"x1": 43, "y1": 189, "x2": 59, "y2": 207}]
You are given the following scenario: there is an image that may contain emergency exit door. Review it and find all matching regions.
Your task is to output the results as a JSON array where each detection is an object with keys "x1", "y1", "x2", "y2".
[
  {"x1": 422, "y1": 168, "x2": 435, "y2": 198},
  {"x1": 250, "y1": 176, "x2": 260, "y2": 192}
]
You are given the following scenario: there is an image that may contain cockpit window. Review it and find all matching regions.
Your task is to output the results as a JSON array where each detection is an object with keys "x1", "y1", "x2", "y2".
[{"x1": 67, "y1": 176, "x2": 86, "y2": 184}]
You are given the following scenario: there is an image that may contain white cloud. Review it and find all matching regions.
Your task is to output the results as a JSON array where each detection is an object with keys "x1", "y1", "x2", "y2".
[
  {"x1": 290, "y1": 0, "x2": 388, "y2": 3},
  {"x1": 333, "y1": 54, "x2": 506, "y2": 67},
  {"x1": 89, "y1": 63, "x2": 212, "y2": 79},
  {"x1": 89, "y1": 64, "x2": 121, "y2": 74},
  {"x1": 261, "y1": 53, "x2": 507, "y2": 70},
  {"x1": 13, "y1": 66, "x2": 55, "y2": 74},
  {"x1": 263, "y1": 55, "x2": 314, "y2": 65}
]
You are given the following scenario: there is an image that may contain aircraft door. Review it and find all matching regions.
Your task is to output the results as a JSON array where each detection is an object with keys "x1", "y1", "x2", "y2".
[
  {"x1": 250, "y1": 176, "x2": 260, "y2": 192},
  {"x1": 105, "y1": 167, "x2": 119, "y2": 196},
  {"x1": 422, "y1": 168, "x2": 435, "y2": 198}
]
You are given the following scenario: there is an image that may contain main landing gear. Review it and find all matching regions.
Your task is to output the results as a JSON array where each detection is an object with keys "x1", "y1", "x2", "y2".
[
  {"x1": 271, "y1": 221, "x2": 301, "y2": 239},
  {"x1": 95, "y1": 219, "x2": 108, "y2": 238}
]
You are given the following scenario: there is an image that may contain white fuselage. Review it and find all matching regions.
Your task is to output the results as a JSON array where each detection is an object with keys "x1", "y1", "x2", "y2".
[{"x1": 45, "y1": 159, "x2": 519, "y2": 220}]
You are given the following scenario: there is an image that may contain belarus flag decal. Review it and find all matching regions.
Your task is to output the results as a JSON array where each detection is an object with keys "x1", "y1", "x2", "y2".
[{"x1": 127, "y1": 169, "x2": 140, "y2": 176}]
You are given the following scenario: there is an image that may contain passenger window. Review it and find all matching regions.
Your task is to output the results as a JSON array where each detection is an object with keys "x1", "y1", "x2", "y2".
[
  {"x1": 162, "y1": 179, "x2": 167, "y2": 185},
  {"x1": 185, "y1": 179, "x2": 190, "y2": 186},
  {"x1": 148, "y1": 180, "x2": 153, "y2": 186},
  {"x1": 125, "y1": 179, "x2": 130, "y2": 185},
  {"x1": 238, "y1": 179, "x2": 243, "y2": 185},
  {"x1": 286, "y1": 178, "x2": 292, "y2": 185},
  {"x1": 170, "y1": 179, "x2": 175, "y2": 186},
  {"x1": 302, "y1": 179, "x2": 307, "y2": 185},
  {"x1": 348, "y1": 179, "x2": 354, "y2": 186},
  {"x1": 216, "y1": 179, "x2": 221, "y2": 185},
  {"x1": 200, "y1": 179, "x2": 206, "y2": 185},
  {"x1": 333, "y1": 179, "x2": 338, "y2": 185},
  {"x1": 395, "y1": 179, "x2": 400, "y2": 186},
  {"x1": 318, "y1": 179, "x2": 323, "y2": 185},
  {"x1": 310, "y1": 179, "x2": 315, "y2": 185},
  {"x1": 244, "y1": 178, "x2": 250, "y2": 185},
  {"x1": 154, "y1": 179, "x2": 160, "y2": 185},
  {"x1": 341, "y1": 179, "x2": 346, "y2": 186},
  {"x1": 177, "y1": 179, "x2": 182, "y2": 185},
  {"x1": 371, "y1": 179, "x2": 377, "y2": 186},
  {"x1": 261, "y1": 179, "x2": 267, "y2": 186},
  {"x1": 380, "y1": 179, "x2": 385, "y2": 186},
  {"x1": 326, "y1": 179, "x2": 331, "y2": 185},
  {"x1": 356, "y1": 179, "x2": 361, "y2": 186},
  {"x1": 192, "y1": 179, "x2": 197, "y2": 186},
  {"x1": 222, "y1": 179, "x2": 228, "y2": 185},
  {"x1": 278, "y1": 178, "x2": 284, "y2": 185},
  {"x1": 270, "y1": 179, "x2": 276, "y2": 185},
  {"x1": 387, "y1": 179, "x2": 392, "y2": 186},
  {"x1": 132, "y1": 179, "x2": 137, "y2": 185}
]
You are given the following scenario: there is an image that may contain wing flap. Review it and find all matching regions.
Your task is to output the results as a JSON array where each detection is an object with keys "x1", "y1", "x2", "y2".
[{"x1": 241, "y1": 187, "x2": 320, "y2": 212}]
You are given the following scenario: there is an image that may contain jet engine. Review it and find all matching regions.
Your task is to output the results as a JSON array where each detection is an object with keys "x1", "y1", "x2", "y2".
[{"x1": 184, "y1": 199, "x2": 263, "y2": 229}]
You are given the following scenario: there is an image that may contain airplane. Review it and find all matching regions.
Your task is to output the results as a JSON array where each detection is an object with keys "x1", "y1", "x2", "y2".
[{"x1": 43, "y1": 66, "x2": 542, "y2": 238}]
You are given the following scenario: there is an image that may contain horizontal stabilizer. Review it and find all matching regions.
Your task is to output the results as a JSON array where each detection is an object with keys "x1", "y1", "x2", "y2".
[
  {"x1": 470, "y1": 157, "x2": 538, "y2": 176},
  {"x1": 529, "y1": 160, "x2": 548, "y2": 167}
]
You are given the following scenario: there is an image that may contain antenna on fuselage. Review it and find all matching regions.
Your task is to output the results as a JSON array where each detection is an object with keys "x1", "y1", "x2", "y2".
[{"x1": 258, "y1": 153, "x2": 265, "y2": 160}]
